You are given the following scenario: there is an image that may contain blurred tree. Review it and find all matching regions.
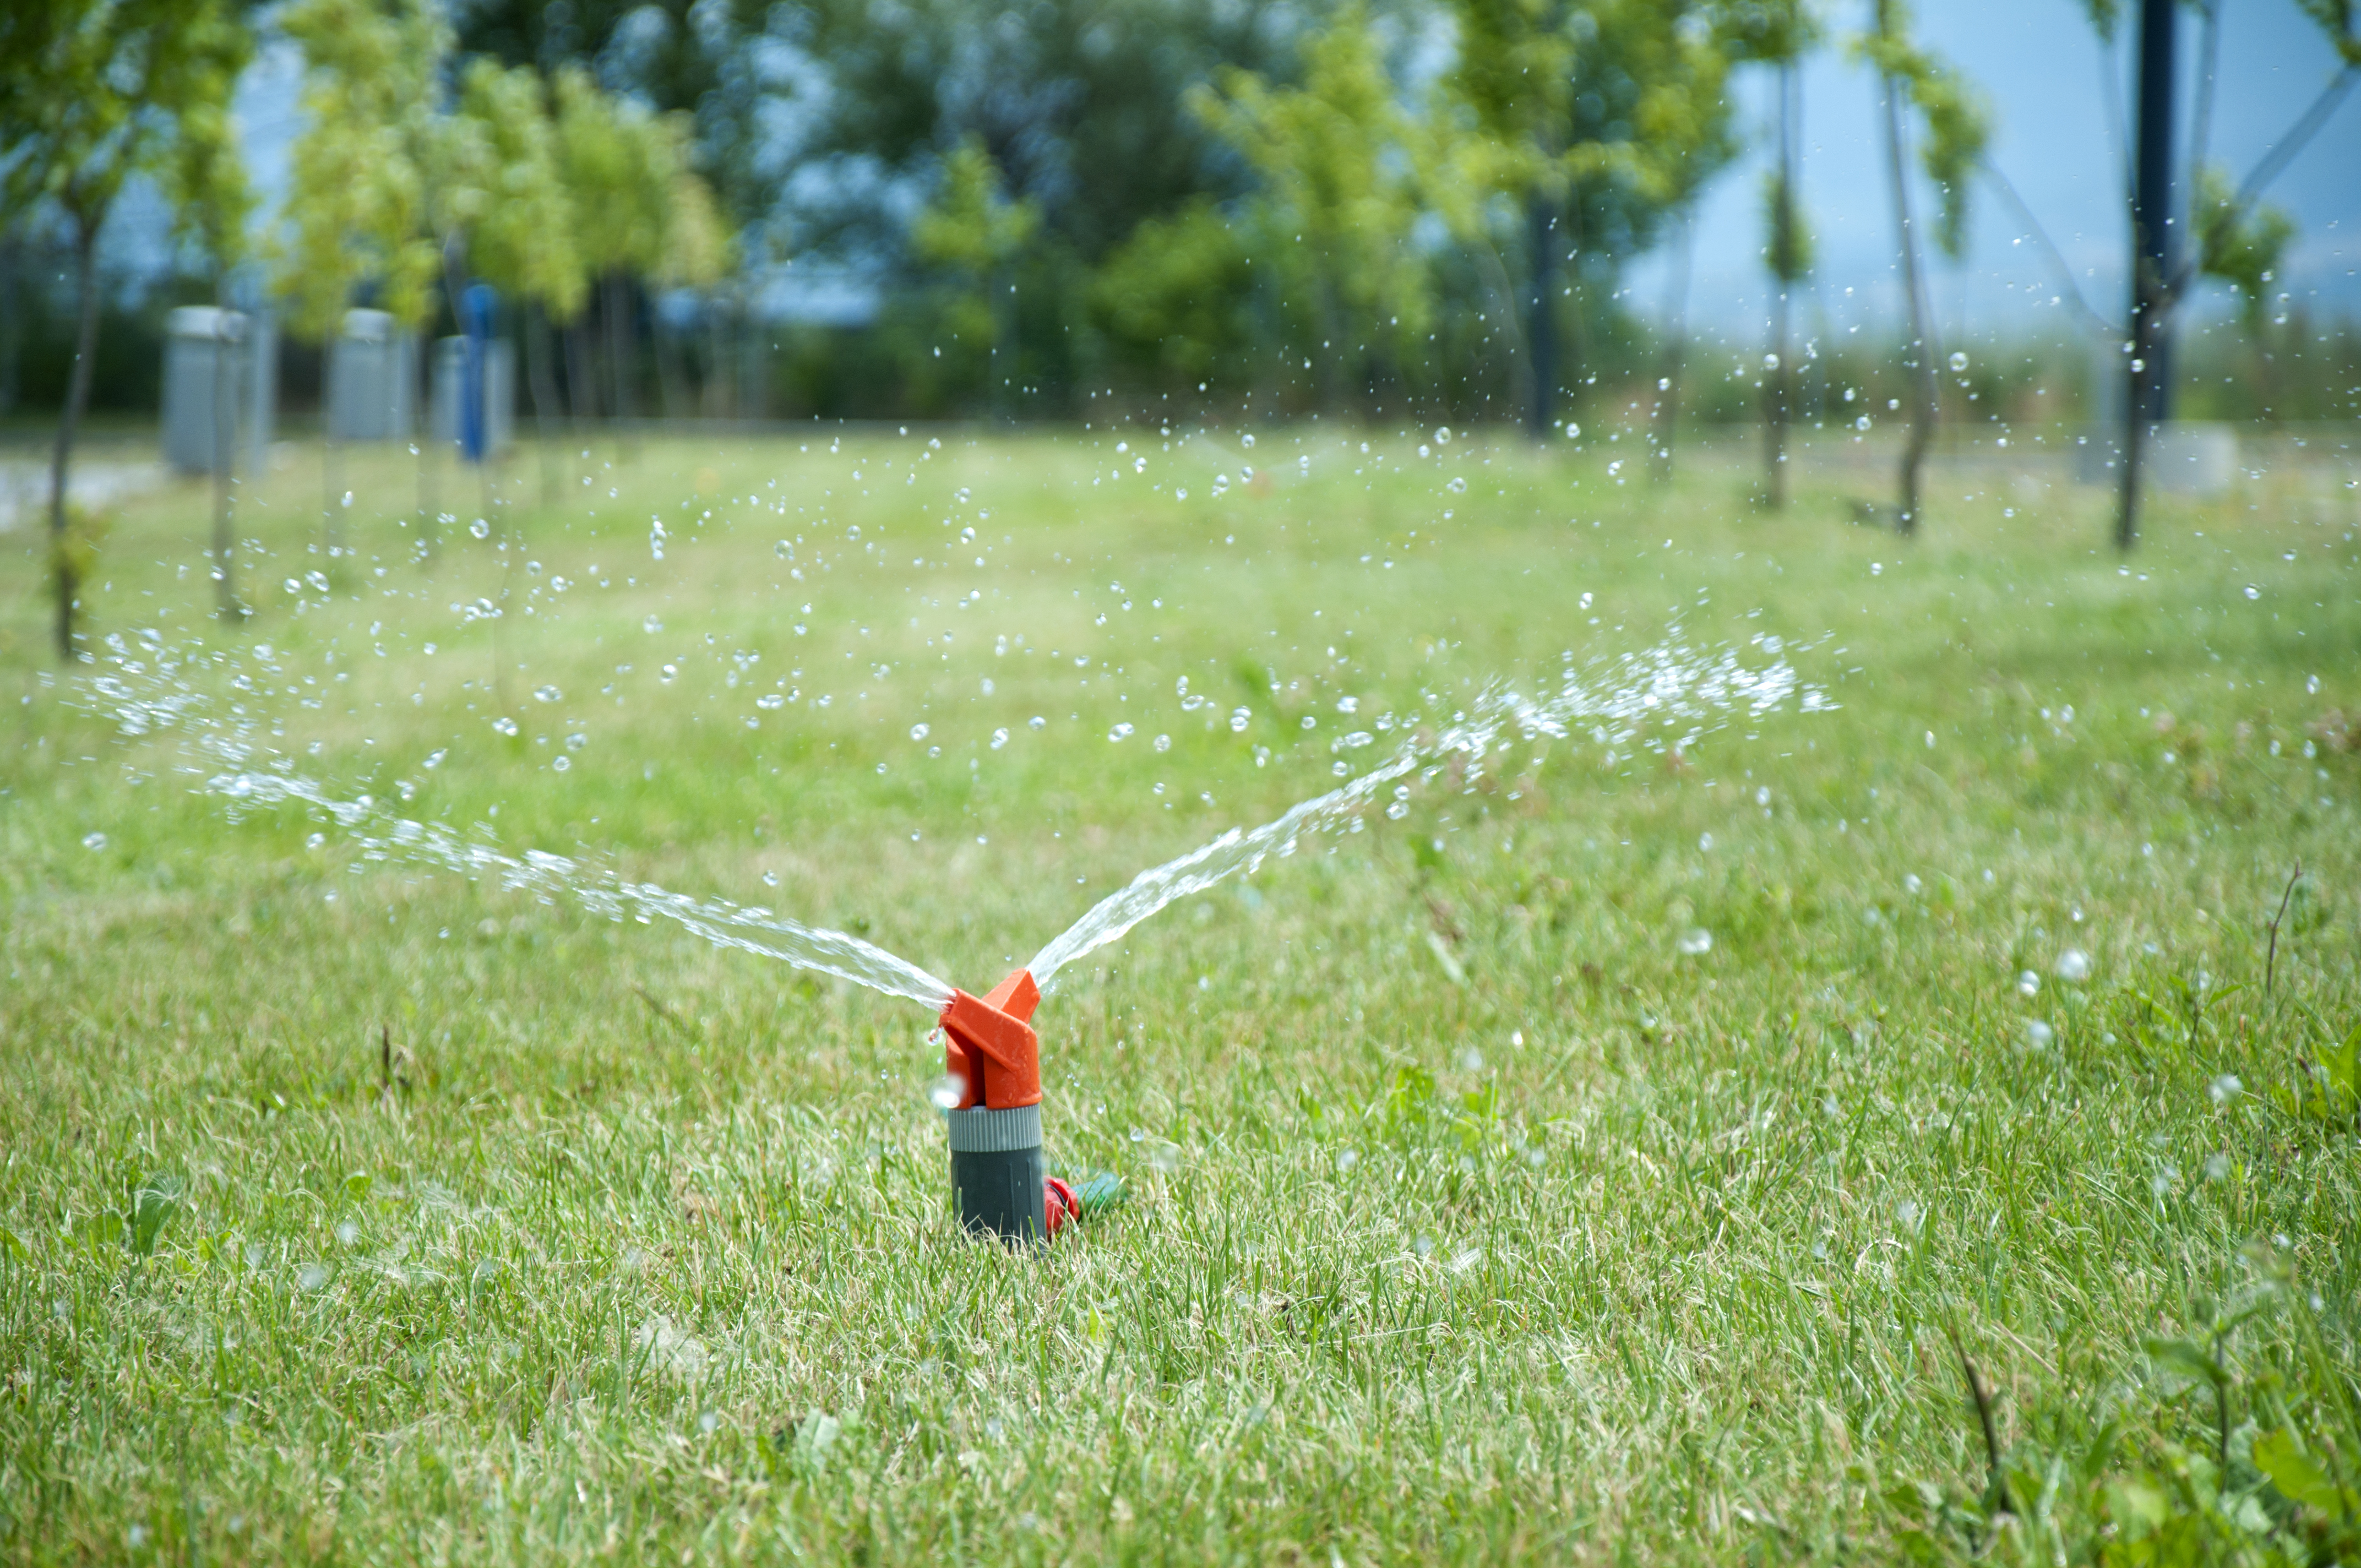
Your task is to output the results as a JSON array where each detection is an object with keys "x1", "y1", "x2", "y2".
[
  {"x1": 551, "y1": 67, "x2": 726, "y2": 432},
  {"x1": 1724, "y1": 0, "x2": 1816, "y2": 509},
  {"x1": 274, "y1": 0, "x2": 444, "y2": 344},
  {"x1": 1854, "y1": 0, "x2": 1985, "y2": 537},
  {"x1": 0, "y1": 0, "x2": 253, "y2": 660},
  {"x1": 1092, "y1": 199, "x2": 1259, "y2": 391},
  {"x1": 2191, "y1": 164, "x2": 2294, "y2": 337},
  {"x1": 912, "y1": 135, "x2": 1041, "y2": 420},
  {"x1": 443, "y1": 59, "x2": 582, "y2": 494},
  {"x1": 165, "y1": 46, "x2": 255, "y2": 621},
  {"x1": 1448, "y1": 0, "x2": 1737, "y2": 438},
  {"x1": 1192, "y1": 4, "x2": 1447, "y2": 413},
  {"x1": 276, "y1": 0, "x2": 445, "y2": 548}
]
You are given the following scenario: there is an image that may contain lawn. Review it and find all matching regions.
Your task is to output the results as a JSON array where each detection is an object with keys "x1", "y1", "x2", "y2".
[{"x1": 3, "y1": 421, "x2": 2358, "y2": 1564}]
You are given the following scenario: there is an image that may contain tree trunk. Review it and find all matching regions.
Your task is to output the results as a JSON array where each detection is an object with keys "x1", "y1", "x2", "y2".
[
  {"x1": 2117, "y1": 0, "x2": 2178, "y2": 551},
  {"x1": 1762, "y1": 61, "x2": 1800, "y2": 510},
  {"x1": 566, "y1": 317, "x2": 598, "y2": 426},
  {"x1": 654, "y1": 301, "x2": 687, "y2": 419},
  {"x1": 1649, "y1": 210, "x2": 1694, "y2": 486},
  {"x1": 1878, "y1": 54, "x2": 1937, "y2": 537},
  {"x1": 526, "y1": 302, "x2": 562, "y2": 507},
  {"x1": 211, "y1": 280, "x2": 242, "y2": 622},
  {"x1": 1527, "y1": 194, "x2": 1558, "y2": 439},
  {"x1": 605, "y1": 273, "x2": 638, "y2": 457},
  {"x1": 0, "y1": 238, "x2": 21, "y2": 420},
  {"x1": 48, "y1": 216, "x2": 103, "y2": 661}
]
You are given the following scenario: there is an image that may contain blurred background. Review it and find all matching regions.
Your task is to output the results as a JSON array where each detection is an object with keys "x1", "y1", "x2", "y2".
[{"x1": 2, "y1": 0, "x2": 2355, "y2": 462}]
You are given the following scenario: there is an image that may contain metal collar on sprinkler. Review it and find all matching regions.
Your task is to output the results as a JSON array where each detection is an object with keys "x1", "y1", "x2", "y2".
[{"x1": 937, "y1": 970, "x2": 1076, "y2": 1244}]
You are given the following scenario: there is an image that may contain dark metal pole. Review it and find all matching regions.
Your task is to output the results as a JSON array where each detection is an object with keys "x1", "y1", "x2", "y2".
[
  {"x1": 2117, "y1": 0, "x2": 2177, "y2": 551},
  {"x1": 1528, "y1": 195, "x2": 1558, "y2": 439}
]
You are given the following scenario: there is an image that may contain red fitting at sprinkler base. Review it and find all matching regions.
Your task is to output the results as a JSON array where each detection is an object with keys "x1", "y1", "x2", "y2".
[
  {"x1": 939, "y1": 969, "x2": 1041, "y2": 1109},
  {"x1": 1043, "y1": 1176, "x2": 1080, "y2": 1239}
]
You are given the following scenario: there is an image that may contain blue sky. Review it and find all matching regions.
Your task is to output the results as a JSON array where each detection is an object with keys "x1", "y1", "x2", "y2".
[{"x1": 1641, "y1": 0, "x2": 2361, "y2": 338}]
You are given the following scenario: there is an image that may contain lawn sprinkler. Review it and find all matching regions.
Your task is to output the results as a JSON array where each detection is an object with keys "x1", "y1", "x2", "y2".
[{"x1": 935, "y1": 969, "x2": 1081, "y2": 1244}]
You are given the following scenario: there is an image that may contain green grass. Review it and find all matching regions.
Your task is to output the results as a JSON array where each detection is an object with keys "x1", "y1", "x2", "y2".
[{"x1": 3, "y1": 422, "x2": 2359, "y2": 1564}]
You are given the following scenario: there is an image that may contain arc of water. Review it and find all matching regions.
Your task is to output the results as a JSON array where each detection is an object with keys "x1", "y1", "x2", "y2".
[
  {"x1": 82, "y1": 627, "x2": 1819, "y2": 1025},
  {"x1": 1025, "y1": 636, "x2": 1819, "y2": 988}
]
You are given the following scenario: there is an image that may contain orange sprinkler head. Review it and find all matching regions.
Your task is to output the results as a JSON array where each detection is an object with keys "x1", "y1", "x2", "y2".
[{"x1": 938, "y1": 968, "x2": 1041, "y2": 1110}]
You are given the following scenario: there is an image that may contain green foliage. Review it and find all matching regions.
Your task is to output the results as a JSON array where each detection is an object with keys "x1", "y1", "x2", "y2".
[
  {"x1": 0, "y1": 0, "x2": 252, "y2": 239},
  {"x1": 911, "y1": 136, "x2": 1040, "y2": 276},
  {"x1": 2193, "y1": 164, "x2": 2297, "y2": 335},
  {"x1": 1192, "y1": 5, "x2": 1450, "y2": 384},
  {"x1": 273, "y1": 0, "x2": 446, "y2": 339},
  {"x1": 1761, "y1": 165, "x2": 1814, "y2": 282},
  {"x1": 2281, "y1": 1017, "x2": 2360, "y2": 1131},
  {"x1": 2292, "y1": 0, "x2": 2361, "y2": 64},
  {"x1": 1091, "y1": 198, "x2": 1256, "y2": 382},
  {"x1": 1856, "y1": 1, "x2": 1990, "y2": 260},
  {"x1": 443, "y1": 59, "x2": 584, "y2": 319},
  {"x1": 551, "y1": 65, "x2": 728, "y2": 297},
  {"x1": 273, "y1": 14, "x2": 731, "y2": 341}
]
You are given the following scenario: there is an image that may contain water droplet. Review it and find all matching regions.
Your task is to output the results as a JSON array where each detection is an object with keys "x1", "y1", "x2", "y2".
[
  {"x1": 534, "y1": 684, "x2": 561, "y2": 703},
  {"x1": 1456, "y1": 1046, "x2": 1484, "y2": 1072},
  {"x1": 298, "y1": 1263, "x2": 329, "y2": 1291},
  {"x1": 659, "y1": 665, "x2": 678, "y2": 684},
  {"x1": 1903, "y1": 873, "x2": 1923, "y2": 895},
  {"x1": 2024, "y1": 1020, "x2": 2055, "y2": 1048},
  {"x1": 307, "y1": 832, "x2": 327, "y2": 850},
  {"x1": 909, "y1": 722, "x2": 930, "y2": 742},
  {"x1": 1028, "y1": 715, "x2": 1046, "y2": 731},
  {"x1": 335, "y1": 1220, "x2": 359, "y2": 1246},
  {"x1": 1108, "y1": 722, "x2": 1135, "y2": 742},
  {"x1": 1698, "y1": 832, "x2": 1713, "y2": 852},
  {"x1": 492, "y1": 716, "x2": 519, "y2": 737},
  {"x1": 82, "y1": 831, "x2": 107, "y2": 851},
  {"x1": 2243, "y1": 584, "x2": 2260, "y2": 600},
  {"x1": 470, "y1": 519, "x2": 491, "y2": 540},
  {"x1": 1154, "y1": 733, "x2": 1172, "y2": 752},
  {"x1": 1947, "y1": 351, "x2": 1968, "y2": 372},
  {"x1": 1677, "y1": 928, "x2": 1713, "y2": 956},
  {"x1": 1335, "y1": 1148, "x2": 1359, "y2": 1173},
  {"x1": 2208, "y1": 1073, "x2": 2242, "y2": 1106},
  {"x1": 243, "y1": 1242, "x2": 266, "y2": 1270},
  {"x1": 1895, "y1": 1200, "x2": 1922, "y2": 1232},
  {"x1": 2016, "y1": 970, "x2": 2040, "y2": 998},
  {"x1": 643, "y1": 615, "x2": 663, "y2": 634},
  {"x1": 1147, "y1": 1139, "x2": 1181, "y2": 1174},
  {"x1": 1230, "y1": 706, "x2": 1252, "y2": 733},
  {"x1": 927, "y1": 1073, "x2": 967, "y2": 1111},
  {"x1": 2055, "y1": 948, "x2": 2091, "y2": 982}
]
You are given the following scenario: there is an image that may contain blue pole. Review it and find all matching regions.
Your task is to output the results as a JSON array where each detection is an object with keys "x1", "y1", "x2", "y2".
[{"x1": 460, "y1": 284, "x2": 496, "y2": 463}]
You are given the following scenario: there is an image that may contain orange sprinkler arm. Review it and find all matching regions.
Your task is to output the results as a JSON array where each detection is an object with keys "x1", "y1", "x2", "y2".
[{"x1": 938, "y1": 968, "x2": 1041, "y2": 1110}]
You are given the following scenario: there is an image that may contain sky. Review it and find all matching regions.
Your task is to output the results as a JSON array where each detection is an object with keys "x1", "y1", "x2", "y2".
[{"x1": 1638, "y1": 0, "x2": 2361, "y2": 342}]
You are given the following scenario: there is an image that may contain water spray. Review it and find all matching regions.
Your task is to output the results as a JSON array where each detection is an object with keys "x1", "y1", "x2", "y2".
[{"x1": 80, "y1": 627, "x2": 1826, "y2": 1250}]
